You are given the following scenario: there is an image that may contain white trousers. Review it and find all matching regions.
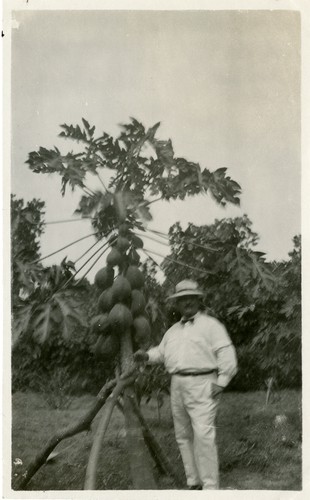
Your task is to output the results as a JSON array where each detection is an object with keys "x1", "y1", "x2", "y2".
[{"x1": 170, "y1": 373, "x2": 219, "y2": 490}]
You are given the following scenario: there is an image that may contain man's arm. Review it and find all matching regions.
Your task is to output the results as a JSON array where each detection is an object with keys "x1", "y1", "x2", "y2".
[
  {"x1": 120, "y1": 337, "x2": 166, "y2": 379},
  {"x1": 210, "y1": 345, "x2": 238, "y2": 398},
  {"x1": 215, "y1": 344, "x2": 238, "y2": 388},
  {"x1": 209, "y1": 319, "x2": 238, "y2": 396},
  {"x1": 134, "y1": 337, "x2": 165, "y2": 365},
  {"x1": 147, "y1": 341, "x2": 165, "y2": 364}
]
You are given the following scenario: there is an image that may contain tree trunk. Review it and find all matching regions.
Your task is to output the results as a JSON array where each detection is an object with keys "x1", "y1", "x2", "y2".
[{"x1": 120, "y1": 329, "x2": 157, "y2": 489}]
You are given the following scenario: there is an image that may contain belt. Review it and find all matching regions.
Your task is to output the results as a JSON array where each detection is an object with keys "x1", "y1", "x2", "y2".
[{"x1": 174, "y1": 370, "x2": 217, "y2": 376}]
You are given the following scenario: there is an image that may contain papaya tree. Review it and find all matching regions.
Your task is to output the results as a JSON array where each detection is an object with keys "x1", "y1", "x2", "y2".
[{"x1": 14, "y1": 118, "x2": 241, "y2": 490}]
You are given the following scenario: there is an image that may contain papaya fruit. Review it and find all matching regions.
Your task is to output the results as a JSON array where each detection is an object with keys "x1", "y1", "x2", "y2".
[
  {"x1": 109, "y1": 303, "x2": 133, "y2": 333},
  {"x1": 111, "y1": 275, "x2": 132, "y2": 304},
  {"x1": 106, "y1": 247, "x2": 123, "y2": 268},
  {"x1": 90, "y1": 314, "x2": 110, "y2": 335},
  {"x1": 116, "y1": 236, "x2": 130, "y2": 253},
  {"x1": 94, "y1": 266, "x2": 114, "y2": 291},
  {"x1": 130, "y1": 289, "x2": 146, "y2": 317},
  {"x1": 128, "y1": 248, "x2": 140, "y2": 265},
  {"x1": 125, "y1": 265, "x2": 144, "y2": 290},
  {"x1": 93, "y1": 334, "x2": 120, "y2": 360},
  {"x1": 133, "y1": 315, "x2": 151, "y2": 346},
  {"x1": 131, "y1": 235, "x2": 144, "y2": 249},
  {"x1": 108, "y1": 234, "x2": 118, "y2": 247},
  {"x1": 97, "y1": 287, "x2": 113, "y2": 313}
]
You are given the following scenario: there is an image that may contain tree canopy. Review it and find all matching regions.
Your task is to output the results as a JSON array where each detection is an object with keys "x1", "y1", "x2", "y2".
[
  {"x1": 161, "y1": 220, "x2": 301, "y2": 388},
  {"x1": 26, "y1": 117, "x2": 241, "y2": 237}
]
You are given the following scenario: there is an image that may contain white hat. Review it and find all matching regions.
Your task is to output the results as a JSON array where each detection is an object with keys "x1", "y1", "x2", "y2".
[{"x1": 167, "y1": 280, "x2": 204, "y2": 300}]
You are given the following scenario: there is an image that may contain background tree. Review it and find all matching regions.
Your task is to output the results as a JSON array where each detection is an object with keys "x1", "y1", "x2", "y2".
[
  {"x1": 11, "y1": 195, "x2": 45, "y2": 306},
  {"x1": 11, "y1": 195, "x2": 103, "y2": 396},
  {"x1": 250, "y1": 235, "x2": 301, "y2": 389},
  {"x1": 161, "y1": 219, "x2": 301, "y2": 390}
]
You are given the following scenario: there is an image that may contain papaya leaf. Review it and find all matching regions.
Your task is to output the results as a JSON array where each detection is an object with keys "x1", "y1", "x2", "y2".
[
  {"x1": 249, "y1": 253, "x2": 275, "y2": 290},
  {"x1": 154, "y1": 139, "x2": 174, "y2": 168},
  {"x1": 75, "y1": 192, "x2": 113, "y2": 217},
  {"x1": 280, "y1": 296, "x2": 300, "y2": 318},
  {"x1": 146, "y1": 121, "x2": 161, "y2": 143},
  {"x1": 31, "y1": 303, "x2": 55, "y2": 344},
  {"x1": 59, "y1": 123, "x2": 88, "y2": 143},
  {"x1": 26, "y1": 147, "x2": 65, "y2": 175},
  {"x1": 12, "y1": 305, "x2": 33, "y2": 346},
  {"x1": 14, "y1": 261, "x2": 43, "y2": 294},
  {"x1": 53, "y1": 292, "x2": 87, "y2": 340},
  {"x1": 227, "y1": 305, "x2": 242, "y2": 316},
  {"x1": 135, "y1": 203, "x2": 152, "y2": 223},
  {"x1": 82, "y1": 117, "x2": 96, "y2": 139}
]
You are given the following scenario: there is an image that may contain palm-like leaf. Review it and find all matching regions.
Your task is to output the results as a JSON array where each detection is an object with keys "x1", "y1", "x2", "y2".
[
  {"x1": 12, "y1": 305, "x2": 33, "y2": 346},
  {"x1": 31, "y1": 303, "x2": 55, "y2": 344},
  {"x1": 53, "y1": 292, "x2": 87, "y2": 340}
]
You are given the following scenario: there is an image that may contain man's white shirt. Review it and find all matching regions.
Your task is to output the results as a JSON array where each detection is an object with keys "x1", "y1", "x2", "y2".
[{"x1": 147, "y1": 311, "x2": 238, "y2": 387}]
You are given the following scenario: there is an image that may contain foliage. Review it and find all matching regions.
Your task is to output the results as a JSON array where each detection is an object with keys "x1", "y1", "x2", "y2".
[
  {"x1": 12, "y1": 326, "x2": 114, "y2": 396},
  {"x1": 11, "y1": 195, "x2": 45, "y2": 306},
  {"x1": 11, "y1": 195, "x2": 88, "y2": 347},
  {"x1": 246, "y1": 235, "x2": 301, "y2": 388},
  {"x1": 12, "y1": 280, "x2": 117, "y2": 395},
  {"x1": 135, "y1": 365, "x2": 171, "y2": 405},
  {"x1": 141, "y1": 259, "x2": 171, "y2": 344},
  {"x1": 26, "y1": 117, "x2": 241, "y2": 238},
  {"x1": 161, "y1": 221, "x2": 301, "y2": 389},
  {"x1": 12, "y1": 258, "x2": 88, "y2": 346},
  {"x1": 162, "y1": 216, "x2": 275, "y2": 343}
]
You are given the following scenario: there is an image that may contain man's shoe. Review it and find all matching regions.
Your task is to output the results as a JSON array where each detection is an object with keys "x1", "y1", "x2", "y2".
[{"x1": 188, "y1": 485, "x2": 202, "y2": 490}]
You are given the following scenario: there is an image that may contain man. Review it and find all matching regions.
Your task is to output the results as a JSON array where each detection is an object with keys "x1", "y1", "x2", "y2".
[{"x1": 133, "y1": 279, "x2": 238, "y2": 490}]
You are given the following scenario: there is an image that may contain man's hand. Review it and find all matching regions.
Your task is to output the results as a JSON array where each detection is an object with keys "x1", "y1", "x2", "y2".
[
  {"x1": 211, "y1": 383, "x2": 224, "y2": 399},
  {"x1": 133, "y1": 349, "x2": 149, "y2": 363}
]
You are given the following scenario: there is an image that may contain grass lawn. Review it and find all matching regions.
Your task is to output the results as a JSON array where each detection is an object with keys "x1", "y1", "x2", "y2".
[{"x1": 11, "y1": 389, "x2": 302, "y2": 491}]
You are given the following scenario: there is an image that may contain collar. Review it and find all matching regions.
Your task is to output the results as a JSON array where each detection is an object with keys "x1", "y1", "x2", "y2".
[{"x1": 180, "y1": 312, "x2": 200, "y2": 325}]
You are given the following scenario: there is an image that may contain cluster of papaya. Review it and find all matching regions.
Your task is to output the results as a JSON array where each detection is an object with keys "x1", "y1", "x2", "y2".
[{"x1": 91, "y1": 223, "x2": 151, "y2": 361}]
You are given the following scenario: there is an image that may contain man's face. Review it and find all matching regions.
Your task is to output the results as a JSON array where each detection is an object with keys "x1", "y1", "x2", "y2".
[{"x1": 176, "y1": 295, "x2": 200, "y2": 319}]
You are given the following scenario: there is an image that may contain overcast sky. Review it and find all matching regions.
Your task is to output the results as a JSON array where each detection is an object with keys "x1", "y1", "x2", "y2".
[{"x1": 11, "y1": 9, "x2": 301, "y2": 281}]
